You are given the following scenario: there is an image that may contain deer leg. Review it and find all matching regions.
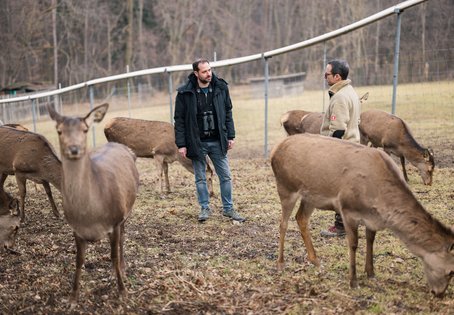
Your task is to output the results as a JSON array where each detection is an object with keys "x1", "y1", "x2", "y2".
[
  {"x1": 42, "y1": 181, "x2": 60, "y2": 218},
  {"x1": 206, "y1": 158, "x2": 215, "y2": 197},
  {"x1": 400, "y1": 156, "x2": 409, "y2": 182},
  {"x1": 119, "y1": 222, "x2": 127, "y2": 277},
  {"x1": 70, "y1": 234, "x2": 87, "y2": 308},
  {"x1": 154, "y1": 156, "x2": 168, "y2": 193},
  {"x1": 0, "y1": 174, "x2": 13, "y2": 214},
  {"x1": 365, "y1": 228, "x2": 376, "y2": 278},
  {"x1": 343, "y1": 215, "x2": 359, "y2": 288},
  {"x1": 15, "y1": 175, "x2": 27, "y2": 222},
  {"x1": 295, "y1": 201, "x2": 319, "y2": 266},
  {"x1": 110, "y1": 225, "x2": 127, "y2": 299},
  {"x1": 163, "y1": 161, "x2": 171, "y2": 193},
  {"x1": 277, "y1": 190, "x2": 299, "y2": 271}
]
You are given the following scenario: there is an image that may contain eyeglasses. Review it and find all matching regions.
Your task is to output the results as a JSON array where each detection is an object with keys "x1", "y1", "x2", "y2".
[{"x1": 324, "y1": 72, "x2": 335, "y2": 79}]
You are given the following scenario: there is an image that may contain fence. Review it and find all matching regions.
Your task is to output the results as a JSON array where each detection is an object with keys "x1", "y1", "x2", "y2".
[{"x1": 1, "y1": 0, "x2": 453, "y2": 163}]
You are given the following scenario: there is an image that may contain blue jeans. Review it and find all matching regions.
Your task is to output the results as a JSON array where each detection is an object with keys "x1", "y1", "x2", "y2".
[{"x1": 192, "y1": 140, "x2": 233, "y2": 212}]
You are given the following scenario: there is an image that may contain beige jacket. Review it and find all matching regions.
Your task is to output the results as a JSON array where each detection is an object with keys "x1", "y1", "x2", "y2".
[{"x1": 321, "y1": 79, "x2": 361, "y2": 142}]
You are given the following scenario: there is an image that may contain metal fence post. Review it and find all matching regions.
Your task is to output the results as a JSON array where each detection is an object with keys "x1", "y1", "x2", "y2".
[
  {"x1": 89, "y1": 85, "x2": 96, "y2": 147},
  {"x1": 263, "y1": 54, "x2": 270, "y2": 158},
  {"x1": 168, "y1": 71, "x2": 173, "y2": 124},
  {"x1": 391, "y1": 8, "x2": 402, "y2": 115},
  {"x1": 31, "y1": 99, "x2": 37, "y2": 132}
]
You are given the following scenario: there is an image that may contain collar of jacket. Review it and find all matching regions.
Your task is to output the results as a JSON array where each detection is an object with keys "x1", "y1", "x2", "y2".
[
  {"x1": 177, "y1": 72, "x2": 228, "y2": 94},
  {"x1": 328, "y1": 79, "x2": 352, "y2": 95}
]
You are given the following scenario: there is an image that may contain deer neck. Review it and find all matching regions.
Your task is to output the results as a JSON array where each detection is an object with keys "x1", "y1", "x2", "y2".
[
  {"x1": 61, "y1": 155, "x2": 94, "y2": 198},
  {"x1": 387, "y1": 199, "x2": 448, "y2": 258}
]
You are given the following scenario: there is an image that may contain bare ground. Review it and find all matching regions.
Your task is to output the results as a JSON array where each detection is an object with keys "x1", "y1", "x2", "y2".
[{"x1": 1, "y1": 142, "x2": 454, "y2": 314}]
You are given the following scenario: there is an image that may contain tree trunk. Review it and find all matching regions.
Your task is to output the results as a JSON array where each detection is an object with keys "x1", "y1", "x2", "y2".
[{"x1": 125, "y1": 0, "x2": 134, "y2": 69}]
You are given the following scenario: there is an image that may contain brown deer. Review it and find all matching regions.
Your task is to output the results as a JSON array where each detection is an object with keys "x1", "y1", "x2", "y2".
[
  {"x1": 359, "y1": 109, "x2": 434, "y2": 185},
  {"x1": 0, "y1": 191, "x2": 19, "y2": 216},
  {"x1": 104, "y1": 117, "x2": 214, "y2": 196},
  {"x1": 281, "y1": 92, "x2": 369, "y2": 136},
  {"x1": 0, "y1": 213, "x2": 20, "y2": 253},
  {"x1": 0, "y1": 126, "x2": 62, "y2": 221},
  {"x1": 47, "y1": 103, "x2": 139, "y2": 307},
  {"x1": 270, "y1": 133, "x2": 454, "y2": 297}
]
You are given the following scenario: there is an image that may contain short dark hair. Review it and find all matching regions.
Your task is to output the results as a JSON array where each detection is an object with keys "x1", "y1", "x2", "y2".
[
  {"x1": 328, "y1": 59, "x2": 349, "y2": 80},
  {"x1": 192, "y1": 58, "x2": 210, "y2": 71}
]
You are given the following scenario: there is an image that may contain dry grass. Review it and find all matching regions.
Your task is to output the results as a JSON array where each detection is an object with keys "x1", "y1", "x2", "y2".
[{"x1": 1, "y1": 81, "x2": 454, "y2": 314}]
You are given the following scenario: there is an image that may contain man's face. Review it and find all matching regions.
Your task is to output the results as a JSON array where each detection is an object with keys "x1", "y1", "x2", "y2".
[
  {"x1": 324, "y1": 64, "x2": 339, "y2": 87},
  {"x1": 195, "y1": 62, "x2": 212, "y2": 86}
]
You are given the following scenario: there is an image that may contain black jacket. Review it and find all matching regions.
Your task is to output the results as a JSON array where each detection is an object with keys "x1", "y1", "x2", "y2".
[{"x1": 174, "y1": 72, "x2": 235, "y2": 160}]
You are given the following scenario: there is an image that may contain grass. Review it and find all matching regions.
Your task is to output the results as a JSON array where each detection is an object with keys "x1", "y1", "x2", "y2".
[{"x1": 1, "y1": 80, "x2": 454, "y2": 314}]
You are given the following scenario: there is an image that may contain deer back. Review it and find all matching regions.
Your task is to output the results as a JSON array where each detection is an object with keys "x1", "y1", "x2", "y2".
[
  {"x1": 300, "y1": 112, "x2": 323, "y2": 134},
  {"x1": 0, "y1": 126, "x2": 62, "y2": 189},
  {"x1": 280, "y1": 110, "x2": 312, "y2": 135},
  {"x1": 104, "y1": 117, "x2": 177, "y2": 160}
]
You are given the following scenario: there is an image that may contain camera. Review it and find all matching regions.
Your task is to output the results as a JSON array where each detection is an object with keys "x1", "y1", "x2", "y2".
[{"x1": 202, "y1": 111, "x2": 215, "y2": 135}]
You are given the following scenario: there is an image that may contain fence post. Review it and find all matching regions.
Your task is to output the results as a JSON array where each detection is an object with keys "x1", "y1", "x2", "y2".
[
  {"x1": 89, "y1": 85, "x2": 96, "y2": 147},
  {"x1": 167, "y1": 71, "x2": 173, "y2": 124},
  {"x1": 31, "y1": 99, "x2": 37, "y2": 132},
  {"x1": 322, "y1": 42, "x2": 327, "y2": 113},
  {"x1": 391, "y1": 8, "x2": 402, "y2": 115},
  {"x1": 263, "y1": 54, "x2": 270, "y2": 158}
]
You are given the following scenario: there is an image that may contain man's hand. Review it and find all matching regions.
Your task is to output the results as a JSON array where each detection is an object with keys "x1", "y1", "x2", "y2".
[
  {"x1": 178, "y1": 147, "x2": 187, "y2": 158},
  {"x1": 228, "y1": 139, "x2": 235, "y2": 150}
]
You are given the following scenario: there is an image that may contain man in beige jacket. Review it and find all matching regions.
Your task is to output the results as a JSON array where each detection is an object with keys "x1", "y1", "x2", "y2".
[{"x1": 320, "y1": 59, "x2": 361, "y2": 237}]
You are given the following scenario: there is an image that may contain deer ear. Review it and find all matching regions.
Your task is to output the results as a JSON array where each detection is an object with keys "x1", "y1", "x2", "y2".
[
  {"x1": 46, "y1": 104, "x2": 62, "y2": 123},
  {"x1": 360, "y1": 92, "x2": 369, "y2": 102},
  {"x1": 85, "y1": 103, "x2": 109, "y2": 126}
]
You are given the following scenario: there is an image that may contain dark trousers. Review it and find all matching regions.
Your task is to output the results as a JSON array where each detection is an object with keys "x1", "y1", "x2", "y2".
[{"x1": 334, "y1": 213, "x2": 344, "y2": 229}]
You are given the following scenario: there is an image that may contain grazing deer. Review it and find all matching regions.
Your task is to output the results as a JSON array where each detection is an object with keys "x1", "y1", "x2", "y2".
[
  {"x1": 0, "y1": 126, "x2": 62, "y2": 221},
  {"x1": 47, "y1": 103, "x2": 140, "y2": 307},
  {"x1": 359, "y1": 109, "x2": 434, "y2": 185},
  {"x1": 0, "y1": 191, "x2": 19, "y2": 216},
  {"x1": 0, "y1": 213, "x2": 20, "y2": 253},
  {"x1": 104, "y1": 117, "x2": 214, "y2": 196},
  {"x1": 270, "y1": 133, "x2": 454, "y2": 297},
  {"x1": 281, "y1": 92, "x2": 369, "y2": 136}
]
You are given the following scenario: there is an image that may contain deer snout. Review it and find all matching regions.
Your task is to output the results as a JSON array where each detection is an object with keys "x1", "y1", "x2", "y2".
[
  {"x1": 431, "y1": 289, "x2": 445, "y2": 298},
  {"x1": 66, "y1": 145, "x2": 82, "y2": 159}
]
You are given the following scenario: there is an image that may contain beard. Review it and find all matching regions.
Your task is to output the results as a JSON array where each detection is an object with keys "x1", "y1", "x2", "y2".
[{"x1": 199, "y1": 76, "x2": 211, "y2": 85}]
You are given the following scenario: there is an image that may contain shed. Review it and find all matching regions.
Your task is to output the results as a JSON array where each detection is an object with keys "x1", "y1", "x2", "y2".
[{"x1": 248, "y1": 72, "x2": 306, "y2": 98}]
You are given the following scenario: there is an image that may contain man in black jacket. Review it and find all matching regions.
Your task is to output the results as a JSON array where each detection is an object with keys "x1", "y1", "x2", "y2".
[{"x1": 174, "y1": 58, "x2": 245, "y2": 223}]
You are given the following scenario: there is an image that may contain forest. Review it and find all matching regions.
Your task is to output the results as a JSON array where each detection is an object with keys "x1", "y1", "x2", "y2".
[{"x1": 0, "y1": 0, "x2": 453, "y2": 91}]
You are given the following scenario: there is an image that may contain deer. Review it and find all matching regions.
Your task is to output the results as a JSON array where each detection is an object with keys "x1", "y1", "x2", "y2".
[
  {"x1": 270, "y1": 133, "x2": 454, "y2": 297},
  {"x1": 104, "y1": 117, "x2": 214, "y2": 196},
  {"x1": 0, "y1": 191, "x2": 19, "y2": 216},
  {"x1": 359, "y1": 109, "x2": 434, "y2": 185},
  {"x1": 47, "y1": 103, "x2": 140, "y2": 307},
  {"x1": 280, "y1": 92, "x2": 369, "y2": 136},
  {"x1": 0, "y1": 126, "x2": 62, "y2": 222},
  {"x1": 0, "y1": 213, "x2": 20, "y2": 253}
]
